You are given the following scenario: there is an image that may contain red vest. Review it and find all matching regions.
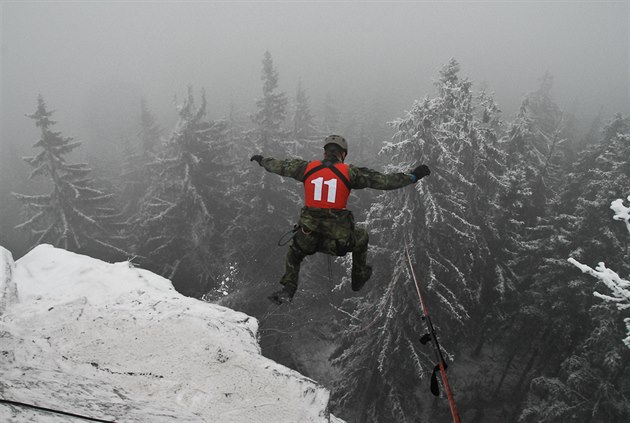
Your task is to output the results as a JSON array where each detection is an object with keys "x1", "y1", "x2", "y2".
[{"x1": 303, "y1": 160, "x2": 351, "y2": 209}]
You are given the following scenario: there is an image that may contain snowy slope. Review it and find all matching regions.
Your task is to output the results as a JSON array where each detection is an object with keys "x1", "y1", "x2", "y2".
[{"x1": 0, "y1": 244, "x2": 344, "y2": 423}]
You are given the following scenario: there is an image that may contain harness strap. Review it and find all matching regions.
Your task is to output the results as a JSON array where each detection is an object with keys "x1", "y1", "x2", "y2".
[
  {"x1": 302, "y1": 161, "x2": 351, "y2": 191},
  {"x1": 302, "y1": 163, "x2": 326, "y2": 181},
  {"x1": 327, "y1": 164, "x2": 352, "y2": 191}
]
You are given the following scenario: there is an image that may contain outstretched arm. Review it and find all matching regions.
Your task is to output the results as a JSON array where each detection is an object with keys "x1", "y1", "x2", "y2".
[
  {"x1": 349, "y1": 164, "x2": 430, "y2": 190},
  {"x1": 250, "y1": 155, "x2": 309, "y2": 182}
]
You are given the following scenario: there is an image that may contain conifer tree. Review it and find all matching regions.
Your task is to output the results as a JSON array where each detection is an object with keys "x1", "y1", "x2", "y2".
[
  {"x1": 468, "y1": 75, "x2": 595, "y2": 418},
  {"x1": 292, "y1": 80, "x2": 316, "y2": 143},
  {"x1": 520, "y1": 304, "x2": 630, "y2": 423},
  {"x1": 224, "y1": 52, "x2": 298, "y2": 280},
  {"x1": 513, "y1": 115, "x2": 630, "y2": 421},
  {"x1": 321, "y1": 92, "x2": 340, "y2": 134},
  {"x1": 252, "y1": 50, "x2": 289, "y2": 154},
  {"x1": 487, "y1": 76, "x2": 571, "y2": 358},
  {"x1": 120, "y1": 99, "x2": 163, "y2": 218},
  {"x1": 503, "y1": 73, "x2": 569, "y2": 218},
  {"x1": 133, "y1": 88, "x2": 225, "y2": 296},
  {"x1": 13, "y1": 95, "x2": 124, "y2": 259},
  {"x1": 138, "y1": 98, "x2": 162, "y2": 157},
  {"x1": 331, "y1": 59, "x2": 505, "y2": 422}
]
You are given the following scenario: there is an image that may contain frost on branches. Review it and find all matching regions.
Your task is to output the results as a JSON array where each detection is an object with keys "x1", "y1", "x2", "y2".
[
  {"x1": 12, "y1": 95, "x2": 125, "y2": 259},
  {"x1": 569, "y1": 195, "x2": 630, "y2": 349}
]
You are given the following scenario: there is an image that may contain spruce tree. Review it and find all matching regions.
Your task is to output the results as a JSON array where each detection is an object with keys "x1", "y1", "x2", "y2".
[
  {"x1": 293, "y1": 80, "x2": 315, "y2": 139},
  {"x1": 133, "y1": 88, "x2": 224, "y2": 296},
  {"x1": 321, "y1": 92, "x2": 340, "y2": 134},
  {"x1": 224, "y1": 51, "x2": 297, "y2": 280},
  {"x1": 516, "y1": 115, "x2": 630, "y2": 421},
  {"x1": 520, "y1": 304, "x2": 630, "y2": 423},
  {"x1": 331, "y1": 59, "x2": 504, "y2": 422},
  {"x1": 252, "y1": 50, "x2": 289, "y2": 154},
  {"x1": 138, "y1": 98, "x2": 162, "y2": 157},
  {"x1": 13, "y1": 95, "x2": 124, "y2": 259},
  {"x1": 474, "y1": 74, "x2": 588, "y2": 419},
  {"x1": 119, "y1": 99, "x2": 163, "y2": 218},
  {"x1": 290, "y1": 80, "x2": 317, "y2": 155},
  {"x1": 488, "y1": 75, "x2": 570, "y2": 354}
]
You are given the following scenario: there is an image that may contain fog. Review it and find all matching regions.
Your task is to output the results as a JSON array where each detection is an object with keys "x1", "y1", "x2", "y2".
[{"x1": 1, "y1": 0, "x2": 628, "y2": 160}]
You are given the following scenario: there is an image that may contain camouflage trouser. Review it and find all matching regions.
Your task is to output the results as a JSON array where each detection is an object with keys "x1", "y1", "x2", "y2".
[{"x1": 279, "y1": 207, "x2": 369, "y2": 288}]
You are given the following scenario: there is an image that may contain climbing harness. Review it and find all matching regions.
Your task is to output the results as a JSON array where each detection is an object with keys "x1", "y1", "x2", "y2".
[{"x1": 405, "y1": 240, "x2": 462, "y2": 423}]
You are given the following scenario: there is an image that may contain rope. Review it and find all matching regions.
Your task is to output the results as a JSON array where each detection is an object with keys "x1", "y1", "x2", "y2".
[
  {"x1": 277, "y1": 225, "x2": 299, "y2": 247},
  {"x1": 404, "y1": 239, "x2": 462, "y2": 423},
  {"x1": 0, "y1": 398, "x2": 117, "y2": 422},
  {"x1": 258, "y1": 301, "x2": 284, "y2": 326},
  {"x1": 326, "y1": 256, "x2": 334, "y2": 291}
]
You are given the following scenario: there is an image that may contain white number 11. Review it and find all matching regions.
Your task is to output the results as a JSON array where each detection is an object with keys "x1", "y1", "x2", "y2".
[{"x1": 311, "y1": 177, "x2": 338, "y2": 203}]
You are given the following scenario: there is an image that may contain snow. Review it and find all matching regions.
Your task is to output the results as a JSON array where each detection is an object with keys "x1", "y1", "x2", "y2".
[
  {"x1": 610, "y1": 195, "x2": 630, "y2": 233},
  {"x1": 568, "y1": 195, "x2": 630, "y2": 350},
  {"x1": 0, "y1": 244, "x2": 344, "y2": 422}
]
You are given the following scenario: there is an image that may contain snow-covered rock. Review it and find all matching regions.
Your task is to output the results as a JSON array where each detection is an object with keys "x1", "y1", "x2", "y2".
[{"x1": 0, "y1": 244, "x2": 344, "y2": 422}]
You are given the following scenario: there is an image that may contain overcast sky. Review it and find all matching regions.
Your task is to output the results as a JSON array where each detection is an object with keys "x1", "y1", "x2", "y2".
[{"x1": 1, "y1": 1, "x2": 628, "y2": 156}]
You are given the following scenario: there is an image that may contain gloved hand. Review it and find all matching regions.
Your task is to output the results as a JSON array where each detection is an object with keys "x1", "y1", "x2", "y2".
[
  {"x1": 250, "y1": 155, "x2": 263, "y2": 166},
  {"x1": 411, "y1": 164, "x2": 430, "y2": 181}
]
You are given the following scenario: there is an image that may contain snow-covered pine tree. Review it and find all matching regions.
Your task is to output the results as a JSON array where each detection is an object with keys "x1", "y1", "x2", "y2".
[
  {"x1": 500, "y1": 73, "x2": 568, "y2": 228},
  {"x1": 13, "y1": 95, "x2": 125, "y2": 259},
  {"x1": 569, "y1": 193, "x2": 630, "y2": 348},
  {"x1": 198, "y1": 115, "x2": 244, "y2": 301},
  {"x1": 335, "y1": 96, "x2": 390, "y2": 167},
  {"x1": 291, "y1": 80, "x2": 316, "y2": 145},
  {"x1": 471, "y1": 75, "x2": 593, "y2": 420},
  {"x1": 132, "y1": 88, "x2": 224, "y2": 297},
  {"x1": 483, "y1": 75, "x2": 570, "y2": 358},
  {"x1": 560, "y1": 115, "x2": 630, "y2": 288},
  {"x1": 515, "y1": 115, "x2": 630, "y2": 422},
  {"x1": 321, "y1": 91, "x2": 340, "y2": 134},
  {"x1": 119, "y1": 99, "x2": 163, "y2": 218},
  {"x1": 221, "y1": 101, "x2": 249, "y2": 190},
  {"x1": 520, "y1": 302, "x2": 630, "y2": 423},
  {"x1": 224, "y1": 51, "x2": 299, "y2": 280},
  {"x1": 252, "y1": 51, "x2": 289, "y2": 154},
  {"x1": 138, "y1": 98, "x2": 162, "y2": 157},
  {"x1": 331, "y1": 59, "x2": 505, "y2": 422}
]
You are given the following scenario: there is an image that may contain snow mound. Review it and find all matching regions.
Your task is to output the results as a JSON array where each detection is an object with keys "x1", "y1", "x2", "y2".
[{"x1": 0, "y1": 244, "x2": 343, "y2": 422}]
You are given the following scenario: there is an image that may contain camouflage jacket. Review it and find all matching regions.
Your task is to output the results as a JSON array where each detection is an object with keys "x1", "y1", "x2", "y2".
[
  {"x1": 260, "y1": 155, "x2": 415, "y2": 233},
  {"x1": 259, "y1": 156, "x2": 415, "y2": 191}
]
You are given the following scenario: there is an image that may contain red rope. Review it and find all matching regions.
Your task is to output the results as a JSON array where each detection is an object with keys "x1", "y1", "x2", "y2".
[{"x1": 405, "y1": 243, "x2": 462, "y2": 423}]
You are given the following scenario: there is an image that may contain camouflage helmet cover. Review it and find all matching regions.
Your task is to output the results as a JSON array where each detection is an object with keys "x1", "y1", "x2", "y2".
[{"x1": 324, "y1": 135, "x2": 348, "y2": 153}]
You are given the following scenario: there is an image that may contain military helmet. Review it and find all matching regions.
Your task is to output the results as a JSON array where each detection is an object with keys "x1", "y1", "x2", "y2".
[{"x1": 324, "y1": 135, "x2": 348, "y2": 153}]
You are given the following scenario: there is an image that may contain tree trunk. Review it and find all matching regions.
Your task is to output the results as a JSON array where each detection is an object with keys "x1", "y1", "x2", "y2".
[
  {"x1": 472, "y1": 325, "x2": 486, "y2": 357},
  {"x1": 514, "y1": 347, "x2": 539, "y2": 395},
  {"x1": 508, "y1": 348, "x2": 541, "y2": 422},
  {"x1": 492, "y1": 351, "x2": 517, "y2": 397},
  {"x1": 359, "y1": 361, "x2": 381, "y2": 423}
]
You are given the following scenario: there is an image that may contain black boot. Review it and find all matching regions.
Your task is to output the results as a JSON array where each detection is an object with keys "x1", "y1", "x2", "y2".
[
  {"x1": 351, "y1": 265, "x2": 372, "y2": 291},
  {"x1": 268, "y1": 283, "x2": 297, "y2": 305}
]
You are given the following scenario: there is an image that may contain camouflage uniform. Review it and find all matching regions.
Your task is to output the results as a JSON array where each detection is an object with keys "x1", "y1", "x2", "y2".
[{"x1": 260, "y1": 154, "x2": 415, "y2": 292}]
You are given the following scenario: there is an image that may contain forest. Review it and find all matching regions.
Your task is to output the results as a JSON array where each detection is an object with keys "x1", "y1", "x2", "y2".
[{"x1": 1, "y1": 52, "x2": 629, "y2": 422}]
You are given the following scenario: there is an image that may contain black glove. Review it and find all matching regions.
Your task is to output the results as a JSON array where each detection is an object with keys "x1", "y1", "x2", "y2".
[
  {"x1": 250, "y1": 155, "x2": 263, "y2": 166},
  {"x1": 411, "y1": 164, "x2": 430, "y2": 181}
]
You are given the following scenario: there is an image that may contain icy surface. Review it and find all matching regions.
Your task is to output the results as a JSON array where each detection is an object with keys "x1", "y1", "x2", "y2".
[{"x1": 0, "y1": 244, "x2": 343, "y2": 422}]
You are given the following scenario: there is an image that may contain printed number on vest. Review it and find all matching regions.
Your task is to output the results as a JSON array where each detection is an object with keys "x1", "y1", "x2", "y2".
[{"x1": 310, "y1": 177, "x2": 338, "y2": 203}]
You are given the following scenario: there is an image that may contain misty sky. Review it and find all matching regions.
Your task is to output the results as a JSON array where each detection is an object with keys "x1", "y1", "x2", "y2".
[{"x1": 1, "y1": 1, "x2": 628, "y2": 157}]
